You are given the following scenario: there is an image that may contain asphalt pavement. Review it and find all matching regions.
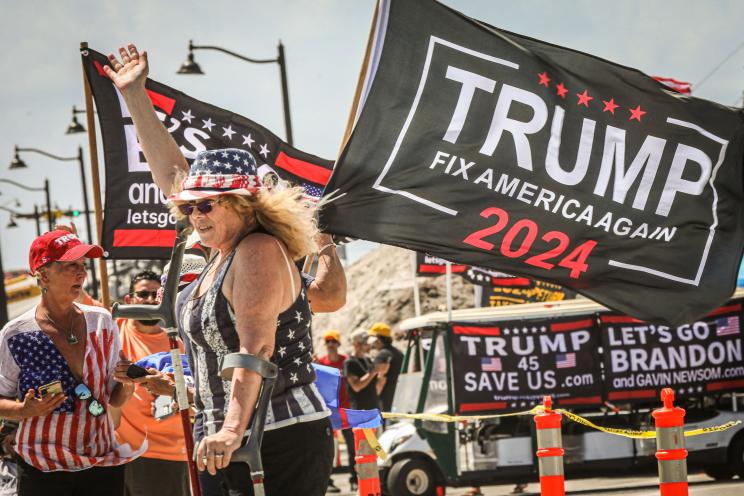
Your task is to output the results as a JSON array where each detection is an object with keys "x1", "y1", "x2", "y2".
[{"x1": 327, "y1": 472, "x2": 744, "y2": 495}]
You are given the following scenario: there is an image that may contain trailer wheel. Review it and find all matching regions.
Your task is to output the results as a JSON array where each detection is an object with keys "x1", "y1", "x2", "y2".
[
  {"x1": 731, "y1": 436, "x2": 744, "y2": 478},
  {"x1": 704, "y1": 464, "x2": 734, "y2": 480},
  {"x1": 387, "y1": 457, "x2": 439, "y2": 496}
]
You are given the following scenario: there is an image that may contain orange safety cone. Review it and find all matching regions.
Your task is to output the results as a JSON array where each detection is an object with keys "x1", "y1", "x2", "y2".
[
  {"x1": 353, "y1": 428, "x2": 381, "y2": 496},
  {"x1": 534, "y1": 396, "x2": 565, "y2": 496},
  {"x1": 652, "y1": 388, "x2": 688, "y2": 496}
]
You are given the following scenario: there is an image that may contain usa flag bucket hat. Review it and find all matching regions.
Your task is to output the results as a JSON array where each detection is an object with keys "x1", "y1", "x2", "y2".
[{"x1": 168, "y1": 148, "x2": 267, "y2": 202}]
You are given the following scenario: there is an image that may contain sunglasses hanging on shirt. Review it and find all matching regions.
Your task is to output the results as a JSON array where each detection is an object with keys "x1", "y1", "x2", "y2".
[{"x1": 74, "y1": 383, "x2": 105, "y2": 417}]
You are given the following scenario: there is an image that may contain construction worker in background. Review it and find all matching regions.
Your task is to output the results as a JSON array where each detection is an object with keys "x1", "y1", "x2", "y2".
[{"x1": 368, "y1": 323, "x2": 404, "y2": 413}]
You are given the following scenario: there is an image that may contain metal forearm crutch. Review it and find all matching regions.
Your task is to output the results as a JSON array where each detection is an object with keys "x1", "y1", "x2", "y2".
[
  {"x1": 220, "y1": 353, "x2": 278, "y2": 496},
  {"x1": 112, "y1": 219, "x2": 201, "y2": 496}
]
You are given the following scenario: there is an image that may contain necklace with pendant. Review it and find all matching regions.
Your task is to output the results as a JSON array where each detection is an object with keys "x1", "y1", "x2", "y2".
[{"x1": 45, "y1": 309, "x2": 79, "y2": 345}]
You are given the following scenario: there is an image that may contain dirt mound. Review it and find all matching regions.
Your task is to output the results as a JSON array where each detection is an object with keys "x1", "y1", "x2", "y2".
[{"x1": 312, "y1": 245, "x2": 474, "y2": 352}]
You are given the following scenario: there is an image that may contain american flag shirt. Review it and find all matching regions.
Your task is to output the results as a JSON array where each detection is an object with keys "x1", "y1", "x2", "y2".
[{"x1": 0, "y1": 304, "x2": 145, "y2": 472}]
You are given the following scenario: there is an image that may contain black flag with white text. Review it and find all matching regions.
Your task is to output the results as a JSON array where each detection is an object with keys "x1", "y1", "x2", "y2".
[
  {"x1": 81, "y1": 47, "x2": 333, "y2": 259},
  {"x1": 319, "y1": 0, "x2": 744, "y2": 325}
]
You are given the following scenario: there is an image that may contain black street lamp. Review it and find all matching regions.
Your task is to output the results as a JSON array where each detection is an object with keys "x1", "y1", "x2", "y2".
[
  {"x1": 11, "y1": 145, "x2": 99, "y2": 298},
  {"x1": 66, "y1": 106, "x2": 87, "y2": 135},
  {"x1": 178, "y1": 39, "x2": 294, "y2": 146}
]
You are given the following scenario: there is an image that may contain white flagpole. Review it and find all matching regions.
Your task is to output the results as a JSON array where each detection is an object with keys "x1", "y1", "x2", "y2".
[
  {"x1": 411, "y1": 252, "x2": 421, "y2": 317},
  {"x1": 446, "y1": 261, "x2": 453, "y2": 322}
]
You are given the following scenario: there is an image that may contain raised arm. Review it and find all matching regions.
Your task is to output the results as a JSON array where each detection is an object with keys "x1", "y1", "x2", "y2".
[{"x1": 104, "y1": 44, "x2": 188, "y2": 195}]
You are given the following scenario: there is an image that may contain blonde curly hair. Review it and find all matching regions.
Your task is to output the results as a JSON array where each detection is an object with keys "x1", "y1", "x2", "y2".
[{"x1": 169, "y1": 171, "x2": 318, "y2": 260}]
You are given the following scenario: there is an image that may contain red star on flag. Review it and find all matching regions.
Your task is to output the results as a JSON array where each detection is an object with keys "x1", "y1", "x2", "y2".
[
  {"x1": 576, "y1": 89, "x2": 593, "y2": 107},
  {"x1": 538, "y1": 72, "x2": 551, "y2": 87},
  {"x1": 556, "y1": 83, "x2": 568, "y2": 98},
  {"x1": 629, "y1": 105, "x2": 646, "y2": 121},
  {"x1": 602, "y1": 98, "x2": 619, "y2": 114}
]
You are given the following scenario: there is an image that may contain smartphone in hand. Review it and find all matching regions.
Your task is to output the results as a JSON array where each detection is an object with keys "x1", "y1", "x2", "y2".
[
  {"x1": 38, "y1": 380, "x2": 63, "y2": 397},
  {"x1": 126, "y1": 364, "x2": 151, "y2": 379}
]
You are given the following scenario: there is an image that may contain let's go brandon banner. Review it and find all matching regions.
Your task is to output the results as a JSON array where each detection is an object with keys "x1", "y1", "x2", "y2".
[
  {"x1": 81, "y1": 47, "x2": 333, "y2": 259},
  {"x1": 600, "y1": 299, "x2": 744, "y2": 401},
  {"x1": 319, "y1": 0, "x2": 744, "y2": 326}
]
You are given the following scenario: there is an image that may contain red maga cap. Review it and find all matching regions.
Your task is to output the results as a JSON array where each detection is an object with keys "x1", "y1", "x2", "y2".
[{"x1": 29, "y1": 230, "x2": 104, "y2": 274}]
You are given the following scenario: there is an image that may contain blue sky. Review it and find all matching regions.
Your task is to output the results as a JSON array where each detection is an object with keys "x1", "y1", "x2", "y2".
[{"x1": 1, "y1": 0, "x2": 743, "y2": 270}]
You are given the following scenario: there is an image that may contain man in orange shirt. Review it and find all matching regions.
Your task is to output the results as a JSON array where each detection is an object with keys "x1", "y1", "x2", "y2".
[{"x1": 114, "y1": 271, "x2": 189, "y2": 496}]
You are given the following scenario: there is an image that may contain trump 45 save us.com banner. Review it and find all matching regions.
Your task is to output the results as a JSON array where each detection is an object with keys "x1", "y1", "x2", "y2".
[
  {"x1": 81, "y1": 47, "x2": 333, "y2": 259},
  {"x1": 319, "y1": 0, "x2": 744, "y2": 326},
  {"x1": 449, "y1": 297, "x2": 744, "y2": 413}
]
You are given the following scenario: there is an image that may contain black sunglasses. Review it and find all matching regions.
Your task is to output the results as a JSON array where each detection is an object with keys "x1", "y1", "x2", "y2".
[
  {"x1": 132, "y1": 290, "x2": 159, "y2": 300},
  {"x1": 74, "y1": 383, "x2": 105, "y2": 417},
  {"x1": 177, "y1": 199, "x2": 219, "y2": 216}
]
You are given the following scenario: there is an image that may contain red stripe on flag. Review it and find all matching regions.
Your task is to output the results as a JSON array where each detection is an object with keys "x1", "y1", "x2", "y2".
[
  {"x1": 27, "y1": 417, "x2": 40, "y2": 469},
  {"x1": 705, "y1": 304, "x2": 742, "y2": 318},
  {"x1": 557, "y1": 396, "x2": 602, "y2": 406},
  {"x1": 40, "y1": 415, "x2": 55, "y2": 470},
  {"x1": 113, "y1": 229, "x2": 176, "y2": 248},
  {"x1": 274, "y1": 151, "x2": 332, "y2": 185},
  {"x1": 460, "y1": 401, "x2": 507, "y2": 412},
  {"x1": 600, "y1": 315, "x2": 643, "y2": 324},
  {"x1": 551, "y1": 319, "x2": 594, "y2": 332},
  {"x1": 54, "y1": 416, "x2": 67, "y2": 470},
  {"x1": 490, "y1": 277, "x2": 531, "y2": 286},
  {"x1": 339, "y1": 408, "x2": 350, "y2": 430},
  {"x1": 68, "y1": 404, "x2": 82, "y2": 467},
  {"x1": 94, "y1": 60, "x2": 108, "y2": 77},
  {"x1": 706, "y1": 379, "x2": 744, "y2": 392},
  {"x1": 453, "y1": 326, "x2": 500, "y2": 336},
  {"x1": 146, "y1": 89, "x2": 175, "y2": 116},
  {"x1": 608, "y1": 390, "x2": 657, "y2": 400},
  {"x1": 419, "y1": 264, "x2": 467, "y2": 274}
]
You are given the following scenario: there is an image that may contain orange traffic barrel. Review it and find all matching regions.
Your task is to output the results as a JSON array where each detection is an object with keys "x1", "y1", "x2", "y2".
[
  {"x1": 354, "y1": 428, "x2": 381, "y2": 496},
  {"x1": 652, "y1": 388, "x2": 688, "y2": 496},
  {"x1": 534, "y1": 396, "x2": 565, "y2": 496}
]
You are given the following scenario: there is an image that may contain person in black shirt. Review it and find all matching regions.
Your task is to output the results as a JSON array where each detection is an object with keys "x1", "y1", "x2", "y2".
[
  {"x1": 344, "y1": 330, "x2": 388, "y2": 410},
  {"x1": 368, "y1": 322, "x2": 404, "y2": 412}
]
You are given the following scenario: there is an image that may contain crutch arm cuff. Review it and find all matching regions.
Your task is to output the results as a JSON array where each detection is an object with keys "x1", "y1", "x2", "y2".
[{"x1": 220, "y1": 353, "x2": 278, "y2": 380}]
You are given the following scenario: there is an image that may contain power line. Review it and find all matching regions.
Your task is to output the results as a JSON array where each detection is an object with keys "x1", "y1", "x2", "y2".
[{"x1": 695, "y1": 38, "x2": 744, "y2": 91}]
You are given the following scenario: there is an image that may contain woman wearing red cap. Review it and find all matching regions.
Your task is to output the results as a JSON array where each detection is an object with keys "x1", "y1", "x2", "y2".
[
  {"x1": 105, "y1": 44, "x2": 341, "y2": 496},
  {"x1": 0, "y1": 231, "x2": 144, "y2": 495}
]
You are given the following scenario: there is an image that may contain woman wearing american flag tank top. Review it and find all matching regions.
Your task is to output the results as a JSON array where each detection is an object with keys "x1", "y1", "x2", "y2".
[
  {"x1": 0, "y1": 231, "x2": 145, "y2": 495},
  {"x1": 106, "y1": 44, "x2": 344, "y2": 495}
]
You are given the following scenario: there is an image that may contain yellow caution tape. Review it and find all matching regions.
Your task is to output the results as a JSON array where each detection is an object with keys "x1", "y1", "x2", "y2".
[
  {"x1": 382, "y1": 408, "x2": 741, "y2": 440},
  {"x1": 682, "y1": 421, "x2": 742, "y2": 437},
  {"x1": 382, "y1": 406, "x2": 542, "y2": 423},
  {"x1": 555, "y1": 409, "x2": 656, "y2": 439},
  {"x1": 362, "y1": 428, "x2": 387, "y2": 461}
]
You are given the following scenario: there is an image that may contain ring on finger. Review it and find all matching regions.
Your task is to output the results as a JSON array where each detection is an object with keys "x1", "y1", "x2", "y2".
[{"x1": 215, "y1": 453, "x2": 224, "y2": 457}]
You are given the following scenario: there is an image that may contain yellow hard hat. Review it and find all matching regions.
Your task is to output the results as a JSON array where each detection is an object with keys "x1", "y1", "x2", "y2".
[
  {"x1": 323, "y1": 330, "x2": 341, "y2": 342},
  {"x1": 368, "y1": 322, "x2": 391, "y2": 338}
]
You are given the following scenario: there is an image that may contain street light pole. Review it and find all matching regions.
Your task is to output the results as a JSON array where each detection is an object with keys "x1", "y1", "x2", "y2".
[
  {"x1": 277, "y1": 41, "x2": 293, "y2": 146},
  {"x1": 33, "y1": 205, "x2": 41, "y2": 236},
  {"x1": 0, "y1": 179, "x2": 52, "y2": 232},
  {"x1": 0, "y1": 238, "x2": 8, "y2": 327},
  {"x1": 179, "y1": 40, "x2": 294, "y2": 146},
  {"x1": 11, "y1": 146, "x2": 99, "y2": 298},
  {"x1": 44, "y1": 179, "x2": 52, "y2": 231}
]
